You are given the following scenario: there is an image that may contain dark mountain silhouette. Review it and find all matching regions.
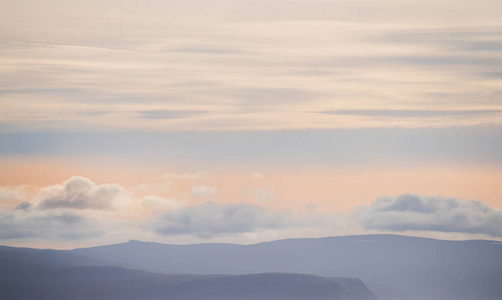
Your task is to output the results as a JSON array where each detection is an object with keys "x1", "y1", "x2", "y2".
[
  {"x1": 0, "y1": 245, "x2": 378, "y2": 300},
  {"x1": 71, "y1": 234, "x2": 502, "y2": 300}
]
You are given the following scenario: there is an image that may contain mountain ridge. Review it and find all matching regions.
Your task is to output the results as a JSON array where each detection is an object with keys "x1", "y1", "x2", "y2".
[
  {"x1": 75, "y1": 233, "x2": 502, "y2": 250},
  {"x1": 70, "y1": 234, "x2": 502, "y2": 300}
]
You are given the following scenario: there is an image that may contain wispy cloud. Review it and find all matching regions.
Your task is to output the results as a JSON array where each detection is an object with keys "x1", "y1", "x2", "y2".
[
  {"x1": 138, "y1": 110, "x2": 208, "y2": 120},
  {"x1": 321, "y1": 109, "x2": 502, "y2": 118},
  {"x1": 1, "y1": 1, "x2": 501, "y2": 131}
]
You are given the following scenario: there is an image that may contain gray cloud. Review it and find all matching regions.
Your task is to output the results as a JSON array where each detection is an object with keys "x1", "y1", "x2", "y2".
[
  {"x1": 152, "y1": 202, "x2": 291, "y2": 238},
  {"x1": 321, "y1": 109, "x2": 502, "y2": 118},
  {"x1": 478, "y1": 71, "x2": 502, "y2": 78},
  {"x1": 0, "y1": 88, "x2": 83, "y2": 95},
  {"x1": 14, "y1": 202, "x2": 31, "y2": 211},
  {"x1": 0, "y1": 209, "x2": 103, "y2": 241},
  {"x1": 375, "y1": 27, "x2": 502, "y2": 51},
  {"x1": 138, "y1": 110, "x2": 208, "y2": 120},
  {"x1": 355, "y1": 194, "x2": 502, "y2": 237},
  {"x1": 37, "y1": 176, "x2": 129, "y2": 210}
]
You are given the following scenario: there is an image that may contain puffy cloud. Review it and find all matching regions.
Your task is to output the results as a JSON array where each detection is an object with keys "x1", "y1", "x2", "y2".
[
  {"x1": 36, "y1": 176, "x2": 130, "y2": 210},
  {"x1": 0, "y1": 177, "x2": 135, "y2": 242},
  {"x1": 151, "y1": 202, "x2": 291, "y2": 238},
  {"x1": 355, "y1": 194, "x2": 502, "y2": 237}
]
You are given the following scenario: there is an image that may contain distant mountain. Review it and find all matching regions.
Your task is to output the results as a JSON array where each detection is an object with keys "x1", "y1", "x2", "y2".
[
  {"x1": 71, "y1": 234, "x2": 502, "y2": 300},
  {"x1": 0, "y1": 245, "x2": 378, "y2": 300}
]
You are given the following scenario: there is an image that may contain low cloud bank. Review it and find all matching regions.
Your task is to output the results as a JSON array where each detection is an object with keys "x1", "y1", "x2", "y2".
[
  {"x1": 1, "y1": 177, "x2": 502, "y2": 243},
  {"x1": 354, "y1": 194, "x2": 502, "y2": 237},
  {"x1": 152, "y1": 202, "x2": 291, "y2": 238}
]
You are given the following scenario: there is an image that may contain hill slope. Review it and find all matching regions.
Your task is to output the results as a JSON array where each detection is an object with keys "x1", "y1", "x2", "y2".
[
  {"x1": 72, "y1": 234, "x2": 502, "y2": 300},
  {"x1": 0, "y1": 245, "x2": 378, "y2": 300}
]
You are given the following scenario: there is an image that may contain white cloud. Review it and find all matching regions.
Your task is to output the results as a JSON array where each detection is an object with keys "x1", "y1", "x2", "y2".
[
  {"x1": 354, "y1": 194, "x2": 502, "y2": 237},
  {"x1": 254, "y1": 189, "x2": 276, "y2": 202},
  {"x1": 141, "y1": 195, "x2": 183, "y2": 211},
  {"x1": 35, "y1": 176, "x2": 130, "y2": 210},
  {"x1": 190, "y1": 185, "x2": 217, "y2": 197},
  {"x1": 0, "y1": 186, "x2": 27, "y2": 202},
  {"x1": 250, "y1": 172, "x2": 265, "y2": 180}
]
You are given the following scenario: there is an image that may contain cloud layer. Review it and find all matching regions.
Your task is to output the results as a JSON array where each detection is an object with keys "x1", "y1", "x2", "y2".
[{"x1": 1, "y1": 1, "x2": 501, "y2": 131}]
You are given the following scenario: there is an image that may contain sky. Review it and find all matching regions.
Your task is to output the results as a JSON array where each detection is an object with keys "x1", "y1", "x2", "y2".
[{"x1": 0, "y1": 0, "x2": 501, "y2": 249}]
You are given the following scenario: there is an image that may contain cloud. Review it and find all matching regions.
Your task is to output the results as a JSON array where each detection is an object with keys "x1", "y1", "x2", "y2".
[
  {"x1": 141, "y1": 195, "x2": 183, "y2": 211},
  {"x1": 151, "y1": 202, "x2": 291, "y2": 238},
  {"x1": 0, "y1": 186, "x2": 27, "y2": 202},
  {"x1": 250, "y1": 172, "x2": 265, "y2": 180},
  {"x1": 169, "y1": 46, "x2": 242, "y2": 55},
  {"x1": 0, "y1": 177, "x2": 138, "y2": 242},
  {"x1": 254, "y1": 189, "x2": 276, "y2": 202},
  {"x1": 223, "y1": 88, "x2": 319, "y2": 108},
  {"x1": 354, "y1": 194, "x2": 502, "y2": 237},
  {"x1": 138, "y1": 110, "x2": 208, "y2": 120},
  {"x1": 321, "y1": 109, "x2": 502, "y2": 118},
  {"x1": 0, "y1": 208, "x2": 104, "y2": 241},
  {"x1": 36, "y1": 176, "x2": 130, "y2": 210},
  {"x1": 377, "y1": 27, "x2": 502, "y2": 52},
  {"x1": 190, "y1": 185, "x2": 217, "y2": 197}
]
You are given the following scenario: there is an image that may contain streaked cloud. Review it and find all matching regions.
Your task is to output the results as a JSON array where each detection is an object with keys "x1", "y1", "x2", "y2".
[
  {"x1": 0, "y1": 1, "x2": 501, "y2": 131},
  {"x1": 138, "y1": 110, "x2": 208, "y2": 120},
  {"x1": 321, "y1": 109, "x2": 502, "y2": 118}
]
